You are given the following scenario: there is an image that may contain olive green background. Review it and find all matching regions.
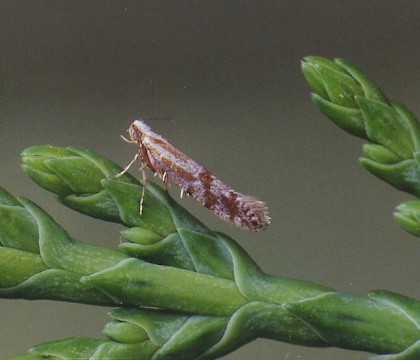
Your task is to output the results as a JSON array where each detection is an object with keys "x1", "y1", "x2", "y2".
[{"x1": 1, "y1": 1, "x2": 420, "y2": 359}]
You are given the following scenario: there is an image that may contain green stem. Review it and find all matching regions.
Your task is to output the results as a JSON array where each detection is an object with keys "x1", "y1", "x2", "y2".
[{"x1": 3, "y1": 131, "x2": 419, "y2": 359}]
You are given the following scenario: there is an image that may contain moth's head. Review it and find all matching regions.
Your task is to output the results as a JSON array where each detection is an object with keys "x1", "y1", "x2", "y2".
[
  {"x1": 128, "y1": 123, "x2": 140, "y2": 142},
  {"x1": 128, "y1": 120, "x2": 150, "y2": 142},
  {"x1": 127, "y1": 118, "x2": 170, "y2": 143}
]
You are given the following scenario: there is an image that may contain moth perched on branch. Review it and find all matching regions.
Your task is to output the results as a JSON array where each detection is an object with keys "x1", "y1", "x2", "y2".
[{"x1": 118, "y1": 120, "x2": 270, "y2": 232}]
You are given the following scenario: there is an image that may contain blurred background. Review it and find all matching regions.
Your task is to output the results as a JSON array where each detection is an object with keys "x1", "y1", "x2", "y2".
[{"x1": 1, "y1": 1, "x2": 420, "y2": 359}]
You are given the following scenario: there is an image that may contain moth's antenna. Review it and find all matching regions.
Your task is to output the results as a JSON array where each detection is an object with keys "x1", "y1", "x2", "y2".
[
  {"x1": 143, "y1": 116, "x2": 176, "y2": 125},
  {"x1": 143, "y1": 116, "x2": 173, "y2": 121}
]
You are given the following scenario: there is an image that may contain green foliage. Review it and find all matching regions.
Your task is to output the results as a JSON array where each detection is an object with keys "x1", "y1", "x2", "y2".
[
  {"x1": 302, "y1": 56, "x2": 420, "y2": 236},
  {"x1": 3, "y1": 56, "x2": 420, "y2": 358}
]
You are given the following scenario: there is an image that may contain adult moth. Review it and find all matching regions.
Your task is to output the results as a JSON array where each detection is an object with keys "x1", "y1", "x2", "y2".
[{"x1": 118, "y1": 120, "x2": 270, "y2": 232}]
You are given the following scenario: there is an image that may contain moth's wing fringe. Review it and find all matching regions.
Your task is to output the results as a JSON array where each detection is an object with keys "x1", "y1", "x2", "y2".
[{"x1": 238, "y1": 194, "x2": 271, "y2": 231}]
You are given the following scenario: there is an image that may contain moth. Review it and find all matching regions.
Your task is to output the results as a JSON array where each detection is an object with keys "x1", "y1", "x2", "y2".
[{"x1": 118, "y1": 120, "x2": 270, "y2": 232}]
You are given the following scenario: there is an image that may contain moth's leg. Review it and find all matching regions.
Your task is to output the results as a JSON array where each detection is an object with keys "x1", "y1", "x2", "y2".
[
  {"x1": 115, "y1": 152, "x2": 139, "y2": 177},
  {"x1": 120, "y1": 135, "x2": 137, "y2": 144},
  {"x1": 139, "y1": 164, "x2": 148, "y2": 215},
  {"x1": 180, "y1": 187, "x2": 184, "y2": 198},
  {"x1": 162, "y1": 172, "x2": 169, "y2": 190}
]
